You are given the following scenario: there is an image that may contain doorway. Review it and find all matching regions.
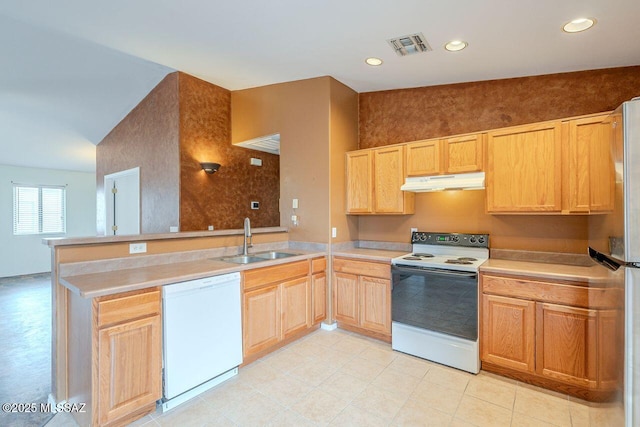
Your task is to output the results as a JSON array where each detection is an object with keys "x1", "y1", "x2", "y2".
[{"x1": 104, "y1": 167, "x2": 140, "y2": 236}]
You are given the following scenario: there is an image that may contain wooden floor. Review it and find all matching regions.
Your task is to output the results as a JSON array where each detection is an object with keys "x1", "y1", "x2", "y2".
[{"x1": 0, "y1": 273, "x2": 53, "y2": 427}]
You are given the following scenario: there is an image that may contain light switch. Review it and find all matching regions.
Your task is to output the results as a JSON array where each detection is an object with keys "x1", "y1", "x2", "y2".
[
  {"x1": 250, "y1": 158, "x2": 262, "y2": 166},
  {"x1": 332, "y1": 227, "x2": 337, "y2": 238},
  {"x1": 292, "y1": 198, "x2": 299, "y2": 209}
]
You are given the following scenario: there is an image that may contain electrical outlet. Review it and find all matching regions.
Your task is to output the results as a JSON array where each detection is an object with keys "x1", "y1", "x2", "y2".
[
  {"x1": 332, "y1": 227, "x2": 337, "y2": 238},
  {"x1": 129, "y1": 243, "x2": 147, "y2": 254},
  {"x1": 411, "y1": 227, "x2": 418, "y2": 233},
  {"x1": 292, "y1": 198, "x2": 299, "y2": 209}
]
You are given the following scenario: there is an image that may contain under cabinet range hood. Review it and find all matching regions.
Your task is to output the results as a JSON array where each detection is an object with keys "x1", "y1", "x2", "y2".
[{"x1": 401, "y1": 172, "x2": 485, "y2": 192}]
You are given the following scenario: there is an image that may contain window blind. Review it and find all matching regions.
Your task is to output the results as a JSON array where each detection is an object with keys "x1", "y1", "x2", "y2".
[{"x1": 13, "y1": 184, "x2": 66, "y2": 235}]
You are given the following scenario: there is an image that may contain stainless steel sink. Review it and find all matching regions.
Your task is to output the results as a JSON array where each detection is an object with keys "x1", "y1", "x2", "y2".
[
  {"x1": 254, "y1": 251, "x2": 298, "y2": 260},
  {"x1": 215, "y1": 251, "x2": 299, "y2": 264},
  {"x1": 217, "y1": 255, "x2": 266, "y2": 264}
]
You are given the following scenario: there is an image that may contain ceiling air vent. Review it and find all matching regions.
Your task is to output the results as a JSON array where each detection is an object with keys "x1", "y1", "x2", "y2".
[
  {"x1": 234, "y1": 133, "x2": 280, "y2": 155},
  {"x1": 387, "y1": 32, "x2": 432, "y2": 56}
]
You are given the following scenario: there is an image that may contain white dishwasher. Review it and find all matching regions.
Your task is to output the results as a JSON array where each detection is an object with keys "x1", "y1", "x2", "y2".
[{"x1": 161, "y1": 272, "x2": 242, "y2": 411}]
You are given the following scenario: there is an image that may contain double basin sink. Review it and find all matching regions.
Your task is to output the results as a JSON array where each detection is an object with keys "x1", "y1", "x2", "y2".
[{"x1": 215, "y1": 251, "x2": 299, "y2": 265}]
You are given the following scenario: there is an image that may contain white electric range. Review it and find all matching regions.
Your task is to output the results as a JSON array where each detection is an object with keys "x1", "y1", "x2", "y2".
[{"x1": 390, "y1": 231, "x2": 489, "y2": 374}]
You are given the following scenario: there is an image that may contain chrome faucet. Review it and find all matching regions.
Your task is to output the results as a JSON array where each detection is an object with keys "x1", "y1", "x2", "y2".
[{"x1": 243, "y1": 217, "x2": 252, "y2": 255}]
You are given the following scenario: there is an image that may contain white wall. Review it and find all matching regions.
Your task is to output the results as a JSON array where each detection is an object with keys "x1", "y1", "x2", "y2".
[{"x1": 0, "y1": 165, "x2": 96, "y2": 278}]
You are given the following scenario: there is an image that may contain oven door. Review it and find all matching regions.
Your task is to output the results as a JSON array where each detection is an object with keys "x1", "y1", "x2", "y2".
[{"x1": 391, "y1": 264, "x2": 478, "y2": 340}]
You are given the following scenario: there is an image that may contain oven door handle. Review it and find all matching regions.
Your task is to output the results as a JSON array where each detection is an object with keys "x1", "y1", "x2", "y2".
[{"x1": 392, "y1": 264, "x2": 478, "y2": 279}]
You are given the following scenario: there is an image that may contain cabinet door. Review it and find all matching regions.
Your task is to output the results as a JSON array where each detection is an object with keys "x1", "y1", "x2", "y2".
[
  {"x1": 243, "y1": 285, "x2": 281, "y2": 357},
  {"x1": 481, "y1": 294, "x2": 535, "y2": 373},
  {"x1": 97, "y1": 315, "x2": 161, "y2": 426},
  {"x1": 536, "y1": 303, "x2": 597, "y2": 388},
  {"x1": 334, "y1": 272, "x2": 359, "y2": 326},
  {"x1": 359, "y1": 276, "x2": 391, "y2": 334},
  {"x1": 443, "y1": 134, "x2": 484, "y2": 173},
  {"x1": 346, "y1": 150, "x2": 373, "y2": 213},
  {"x1": 312, "y1": 272, "x2": 327, "y2": 325},
  {"x1": 406, "y1": 139, "x2": 441, "y2": 176},
  {"x1": 374, "y1": 145, "x2": 411, "y2": 213},
  {"x1": 567, "y1": 115, "x2": 614, "y2": 213},
  {"x1": 281, "y1": 277, "x2": 311, "y2": 338},
  {"x1": 588, "y1": 117, "x2": 615, "y2": 212},
  {"x1": 486, "y1": 122, "x2": 562, "y2": 212}
]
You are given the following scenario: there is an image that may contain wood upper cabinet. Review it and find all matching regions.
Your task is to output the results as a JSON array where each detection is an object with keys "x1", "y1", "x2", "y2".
[
  {"x1": 406, "y1": 139, "x2": 441, "y2": 176},
  {"x1": 565, "y1": 115, "x2": 614, "y2": 213},
  {"x1": 486, "y1": 121, "x2": 562, "y2": 213},
  {"x1": 406, "y1": 133, "x2": 484, "y2": 177},
  {"x1": 536, "y1": 303, "x2": 597, "y2": 388},
  {"x1": 374, "y1": 146, "x2": 411, "y2": 213},
  {"x1": 481, "y1": 294, "x2": 535, "y2": 373},
  {"x1": 443, "y1": 133, "x2": 485, "y2": 173},
  {"x1": 346, "y1": 150, "x2": 373, "y2": 213},
  {"x1": 333, "y1": 257, "x2": 392, "y2": 339},
  {"x1": 346, "y1": 146, "x2": 414, "y2": 215}
]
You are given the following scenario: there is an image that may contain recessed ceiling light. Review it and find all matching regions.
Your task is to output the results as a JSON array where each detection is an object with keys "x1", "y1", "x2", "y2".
[
  {"x1": 365, "y1": 57, "x2": 383, "y2": 66},
  {"x1": 563, "y1": 18, "x2": 596, "y2": 33},
  {"x1": 445, "y1": 40, "x2": 468, "y2": 52}
]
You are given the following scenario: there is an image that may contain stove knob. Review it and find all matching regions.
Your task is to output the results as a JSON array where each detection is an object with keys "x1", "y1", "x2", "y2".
[
  {"x1": 452, "y1": 235, "x2": 459, "y2": 242},
  {"x1": 478, "y1": 236, "x2": 486, "y2": 244},
  {"x1": 419, "y1": 234, "x2": 427, "y2": 241},
  {"x1": 469, "y1": 236, "x2": 477, "y2": 244}
]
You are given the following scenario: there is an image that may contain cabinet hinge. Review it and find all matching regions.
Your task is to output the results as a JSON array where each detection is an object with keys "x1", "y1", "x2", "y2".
[
  {"x1": 111, "y1": 225, "x2": 118, "y2": 232},
  {"x1": 111, "y1": 187, "x2": 118, "y2": 194}
]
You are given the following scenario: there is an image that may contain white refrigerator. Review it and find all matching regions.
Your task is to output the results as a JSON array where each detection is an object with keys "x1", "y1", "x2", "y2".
[{"x1": 588, "y1": 98, "x2": 640, "y2": 427}]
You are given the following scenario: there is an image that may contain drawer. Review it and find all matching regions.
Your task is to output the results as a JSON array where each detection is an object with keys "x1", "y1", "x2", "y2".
[
  {"x1": 481, "y1": 274, "x2": 620, "y2": 309},
  {"x1": 97, "y1": 288, "x2": 161, "y2": 328},
  {"x1": 311, "y1": 257, "x2": 327, "y2": 273},
  {"x1": 243, "y1": 260, "x2": 309, "y2": 291},
  {"x1": 333, "y1": 257, "x2": 390, "y2": 279}
]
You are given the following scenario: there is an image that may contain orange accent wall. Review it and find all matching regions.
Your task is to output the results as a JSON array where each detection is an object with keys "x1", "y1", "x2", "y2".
[
  {"x1": 359, "y1": 66, "x2": 640, "y2": 149},
  {"x1": 356, "y1": 66, "x2": 640, "y2": 253},
  {"x1": 97, "y1": 72, "x2": 280, "y2": 233},
  {"x1": 177, "y1": 73, "x2": 279, "y2": 231},
  {"x1": 97, "y1": 73, "x2": 180, "y2": 234}
]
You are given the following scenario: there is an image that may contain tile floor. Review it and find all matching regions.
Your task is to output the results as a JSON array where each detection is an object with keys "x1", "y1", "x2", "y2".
[{"x1": 47, "y1": 328, "x2": 623, "y2": 427}]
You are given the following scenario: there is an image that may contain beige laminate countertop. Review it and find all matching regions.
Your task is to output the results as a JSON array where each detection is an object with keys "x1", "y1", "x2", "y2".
[
  {"x1": 60, "y1": 250, "x2": 325, "y2": 299},
  {"x1": 331, "y1": 248, "x2": 407, "y2": 262},
  {"x1": 480, "y1": 258, "x2": 615, "y2": 284}
]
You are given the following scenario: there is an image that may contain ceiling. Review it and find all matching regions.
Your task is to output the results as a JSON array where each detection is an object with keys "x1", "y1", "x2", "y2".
[{"x1": 1, "y1": 0, "x2": 639, "y2": 172}]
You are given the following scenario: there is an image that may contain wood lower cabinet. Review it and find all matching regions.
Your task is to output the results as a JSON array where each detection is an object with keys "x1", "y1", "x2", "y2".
[
  {"x1": 67, "y1": 287, "x2": 162, "y2": 427},
  {"x1": 333, "y1": 257, "x2": 391, "y2": 341},
  {"x1": 536, "y1": 303, "x2": 597, "y2": 388},
  {"x1": 242, "y1": 257, "x2": 327, "y2": 360},
  {"x1": 481, "y1": 294, "x2": 535, "y2": 373},
  {"x1": 359, "y1": 276, "x2": 392, "y2": 334},
  {"x1": 243, "y1": 284, "x2": 282, "y2": 355},
  {"x1": 480, "y1": 272, "x2": 622, "y2": 401}
]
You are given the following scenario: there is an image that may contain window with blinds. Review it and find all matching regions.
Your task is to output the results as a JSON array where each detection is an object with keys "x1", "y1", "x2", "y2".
[{"x1": 13, "y1": 184, "x2": 66, "y2": 235}]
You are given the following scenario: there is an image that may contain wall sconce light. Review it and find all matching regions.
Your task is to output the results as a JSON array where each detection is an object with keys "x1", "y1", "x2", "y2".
[{"x1": 200, "y1": 162, "x2": 221, "y2": 174}]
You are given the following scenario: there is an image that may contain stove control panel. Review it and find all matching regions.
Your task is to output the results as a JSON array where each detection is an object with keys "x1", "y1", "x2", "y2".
[{"x1": 411, "y1": 232, "x2": 489, "y2": 248}]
